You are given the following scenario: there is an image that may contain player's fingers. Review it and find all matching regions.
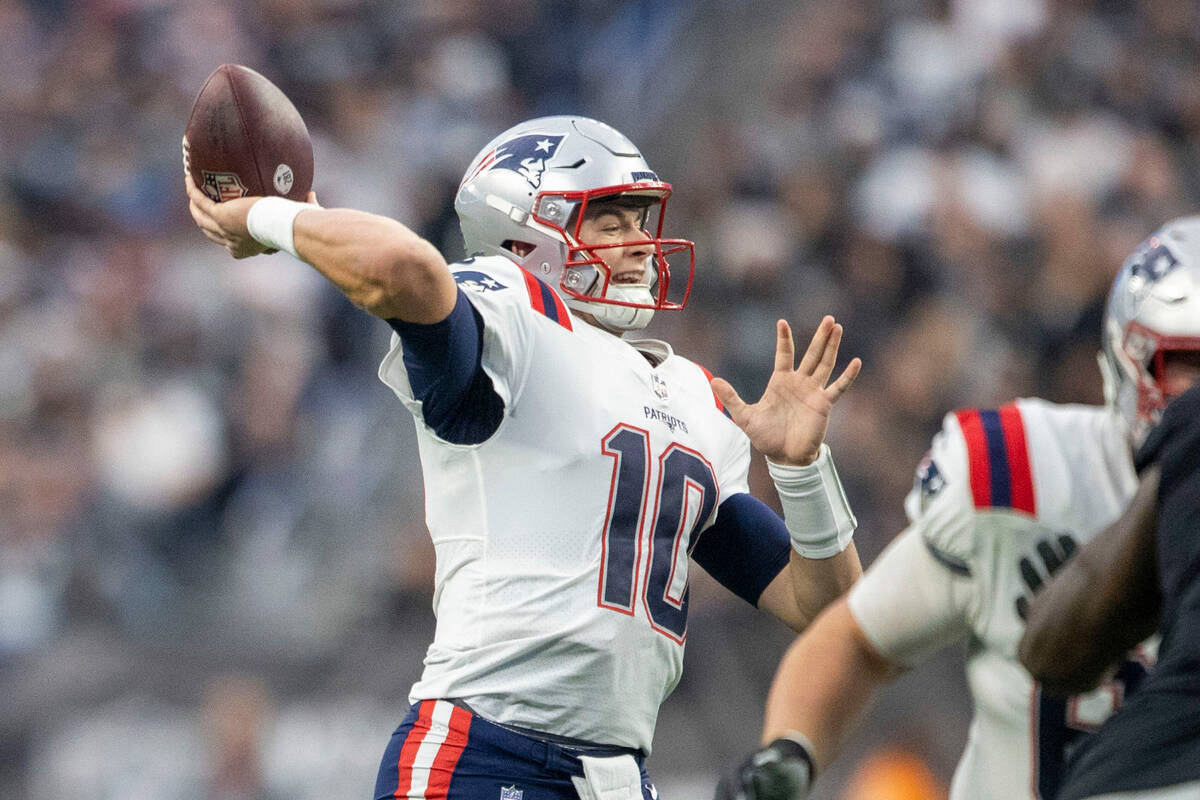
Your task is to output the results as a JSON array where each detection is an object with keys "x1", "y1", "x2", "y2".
[
  {"x1": 185, "y1": 175, "x2": 216, "y2": 217},
  {"x1": 796, "y1": 316, "x2": 834, "y2": 376},
  {"x1": 200, "y1": 228, "x2": 226, "y2": 246},
  {"x1": 826, "y1": 357, "x2": 862, "y2": 402},
  {"x1": 710, "y1": 377, "x2": 749, "y2": 421},
  {"x1": 773, "y1": 320, "x2": 796, "y2": 374},
  {"x1": 189, "y1": 196, "x2": 218, "y2": 231},
  {"x1": 813, "y1": 323, "x2": 844, "y2": 385}
]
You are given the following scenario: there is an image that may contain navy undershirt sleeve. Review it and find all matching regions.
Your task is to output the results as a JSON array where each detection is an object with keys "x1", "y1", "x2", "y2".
[
  {"x1": 386, "y1": 289, "x2": 504, "y2": 444},
  {"x1": 691, "y1": 492, "x2": 792, "y2": 606}
]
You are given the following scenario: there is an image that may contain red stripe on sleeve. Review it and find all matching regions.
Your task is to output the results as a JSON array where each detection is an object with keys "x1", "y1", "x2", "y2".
[
  {"x1": 548, "y1": 286, "x2": 574, "y2": 331},
  {"x1": 393, "y1": 700, "x2": 435, "y2": 799},
  {"x1": 521, "y1": 269, "x2": 547, "y2": 316},
  {"x1": 696, "y1": 365, "x2": 725, "y2": 413},
  {"x1": 424, "y1": 705, "x2": 473, "y2": 799},
  {"x1": 999, "y1": 403, "x2": 1036, "y2": 514},
  {"x1": 954, "y1": 409, "x2": 992, "y2": 509}
]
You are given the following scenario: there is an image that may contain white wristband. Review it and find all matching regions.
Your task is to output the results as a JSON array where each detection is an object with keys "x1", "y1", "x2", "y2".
[
  {"x1": 767, "y1": 443, "x2": 857, "y2": 558},
  {"x1": 246, "y1": 196, "x2": 307, "y2": 258}
]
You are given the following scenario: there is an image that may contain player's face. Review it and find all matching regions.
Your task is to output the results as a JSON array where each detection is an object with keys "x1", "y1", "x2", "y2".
[
  {"x1": 1162, "y1": 350, "x2": 1200, "y2": 400},
  {"x1": 577, "y1": 206, "x2": 653, "y2": 284}
]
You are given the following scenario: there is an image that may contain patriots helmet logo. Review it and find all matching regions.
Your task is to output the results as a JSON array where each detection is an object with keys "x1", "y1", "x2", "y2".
[
  {"x1": 476, "y1": 133, "x2": 565, "y2": 189},
  {"x1": 1128, "y1": 236, "x2": 1181, "y2": 285}
]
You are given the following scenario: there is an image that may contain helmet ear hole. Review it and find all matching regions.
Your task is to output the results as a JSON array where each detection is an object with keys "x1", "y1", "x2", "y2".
[{"x1": 503, "y1": 240, "x2": 537, "y2": 257}]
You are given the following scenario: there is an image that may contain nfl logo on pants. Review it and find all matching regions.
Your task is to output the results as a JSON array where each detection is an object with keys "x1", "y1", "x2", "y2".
[{"x1": 500, "y1": 786, "x2": 523, "y2": 800}]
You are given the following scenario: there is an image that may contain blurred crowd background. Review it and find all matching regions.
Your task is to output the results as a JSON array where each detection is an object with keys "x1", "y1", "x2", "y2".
[{"x1": 3, "y1": 0, "x2": 1198, "y2": 798}]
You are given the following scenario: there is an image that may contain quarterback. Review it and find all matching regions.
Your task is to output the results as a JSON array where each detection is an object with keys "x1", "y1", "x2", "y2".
[
  {"x1": 718, "y1": 217, "x2": 1200, "y2": 800},
  {"x1": 186, "y1": 116, "x2": 862, "y2": 799}
]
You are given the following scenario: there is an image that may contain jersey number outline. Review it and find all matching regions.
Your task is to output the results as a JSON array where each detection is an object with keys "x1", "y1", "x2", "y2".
[{"x1": 598, "y1": 424, "x2": 718, "y2": 643}]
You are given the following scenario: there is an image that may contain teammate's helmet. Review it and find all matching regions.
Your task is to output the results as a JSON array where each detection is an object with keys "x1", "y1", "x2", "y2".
[
  {"x1": 454, "y1": 116, "x2": 695, "y2": 331},
  {"x1": 1100, "y1": 215, "x2": 1200, "y2": 446}
]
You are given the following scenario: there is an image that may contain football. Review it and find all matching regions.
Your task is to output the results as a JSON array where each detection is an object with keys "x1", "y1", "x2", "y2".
[{"x1": 183, "y1": 64, "x2": 313, "y2": 203}]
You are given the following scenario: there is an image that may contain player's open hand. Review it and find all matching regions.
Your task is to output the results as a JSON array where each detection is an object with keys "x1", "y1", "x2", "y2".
[{"x1": 710, "y1": 316, "x2": 861, "y2": 466}]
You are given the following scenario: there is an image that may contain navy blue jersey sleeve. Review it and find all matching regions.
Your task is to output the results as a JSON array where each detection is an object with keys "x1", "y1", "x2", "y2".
[
  {"x1": 691, "y1": 493, "x2": 792, "y2": 606},
  {"x1": 386, "y1": 289, "x2": 504, "y2": 445}
]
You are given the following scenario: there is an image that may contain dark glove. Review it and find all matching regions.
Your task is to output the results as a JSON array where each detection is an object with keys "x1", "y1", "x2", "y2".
[{"x1": 714, "y1": 737, "x2": 815, "y2": 800}]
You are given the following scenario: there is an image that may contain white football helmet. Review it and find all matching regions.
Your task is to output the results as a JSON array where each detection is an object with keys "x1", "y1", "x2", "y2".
[
  {"x1": 1100, "y1": 215, "x2": 1200, "y2": 446},
  {"x1": 454, "y1": 116, "x2": 695, "y2": 331}
]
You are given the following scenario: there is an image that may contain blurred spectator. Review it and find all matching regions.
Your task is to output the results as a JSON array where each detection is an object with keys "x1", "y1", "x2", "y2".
[{"x1": 203, "y1": 674, "x2": 278, "y2": 800}]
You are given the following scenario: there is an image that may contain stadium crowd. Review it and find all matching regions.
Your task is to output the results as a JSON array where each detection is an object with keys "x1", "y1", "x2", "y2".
[{"x1": 2, "y1": 0, "x2": 1198, "y2": 797}]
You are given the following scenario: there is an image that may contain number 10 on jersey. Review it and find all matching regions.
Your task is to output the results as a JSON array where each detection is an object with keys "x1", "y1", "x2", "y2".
[{"x1": 598, "y1": 424, "x2": 718, "y2": 643}]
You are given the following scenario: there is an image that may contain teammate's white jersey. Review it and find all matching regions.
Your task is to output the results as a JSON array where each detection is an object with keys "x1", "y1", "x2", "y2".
[
  {"x1": 848, "y1": 399, "x2": 1152, "y2": 800},
  {"x1": 378, "y1": 256, "x2": 750, "y2": 754}
]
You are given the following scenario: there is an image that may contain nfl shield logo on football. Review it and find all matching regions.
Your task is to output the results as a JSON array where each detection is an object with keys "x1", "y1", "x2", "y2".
[
  {"x1": 652, "y1": 374, "x2": 668, "y2": 400},
  {"x1": 202, "y1": 171, "x2": 248, "y2": 202},
  {"x1": 499, "y1": 785, "x2": 523, "y2": 800}
]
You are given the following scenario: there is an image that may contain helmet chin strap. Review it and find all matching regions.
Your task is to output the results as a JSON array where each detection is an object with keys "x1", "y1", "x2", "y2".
[{"x1": 568, "y1": 284, "x2": 656, "y2": 331}]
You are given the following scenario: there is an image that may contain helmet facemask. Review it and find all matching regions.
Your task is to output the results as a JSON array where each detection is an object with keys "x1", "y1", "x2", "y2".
[
  {"x1": 1102, "y1": 321, "x2": 1200, "y2": 445},
  {"x1": 533, "y1": 190, "x2": 694, "y2": 331}
]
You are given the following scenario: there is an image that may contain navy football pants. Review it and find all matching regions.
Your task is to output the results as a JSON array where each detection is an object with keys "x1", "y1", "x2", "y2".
[{"x1": 374, "y1": 699, "x2": 657, "y2": 799}]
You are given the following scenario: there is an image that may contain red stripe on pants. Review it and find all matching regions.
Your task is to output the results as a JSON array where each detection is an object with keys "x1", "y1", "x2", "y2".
[{"x1": 423, "y1": 705, "x2": 473, "y2": 799}]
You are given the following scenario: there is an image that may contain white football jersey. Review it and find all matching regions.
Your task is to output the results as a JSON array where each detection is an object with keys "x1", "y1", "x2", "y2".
[
  {"x1": 378, "y1": 256, "x2": 750, "y2": 754},
  {"x1": 848, "y1": 399, "x2": 1151, "y2": 800}
]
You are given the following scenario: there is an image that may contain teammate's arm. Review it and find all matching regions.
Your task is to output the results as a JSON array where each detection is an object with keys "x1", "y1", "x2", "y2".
[
  {"x1": 185, "y1": 175, "x2": 457, "y2": 323},
  {"x1": 714, "y1": 599, "x2": 898, "y2": 800},
  {"x1": 1018, "y1": 465, "x2": 1163, "y2": 695},
  {"x1": 761, "y1": 597, "x2": 899, "y2": 761},
  {"x1": 716, "y1": 526, "x2": 967, "y2": 800}
]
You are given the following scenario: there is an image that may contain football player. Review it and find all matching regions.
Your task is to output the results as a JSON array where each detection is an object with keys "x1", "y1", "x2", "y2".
[
  {"x1": 715, "y1": 216, "x2": 1200, "y2": 800},
  {"x1": 1020, "y1": 381, "x2": 1200, "y2": 799},
  {"x1": 185, "y1": 116, "x2": 863, "y2": 800}
]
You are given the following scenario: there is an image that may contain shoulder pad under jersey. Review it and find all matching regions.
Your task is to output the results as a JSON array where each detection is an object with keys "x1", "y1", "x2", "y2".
[
  {"x1": 905, "y1": 403, "x2": 1036, "y2": 576},
  {"x1": 451, "y1": 256, "x2": 574, "y2": 331}
]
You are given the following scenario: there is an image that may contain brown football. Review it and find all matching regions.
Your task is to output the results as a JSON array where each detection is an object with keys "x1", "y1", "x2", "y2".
[{"x1": 183, "y1": 64, "x2": 313, "y2": 203}]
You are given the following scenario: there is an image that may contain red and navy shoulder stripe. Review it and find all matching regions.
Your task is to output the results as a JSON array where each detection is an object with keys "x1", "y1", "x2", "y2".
[
  {"x1": 954, "y1": 404, "x2": 1036, "y2": 515},
  {"x1": 519, "y1": 268, "x2": 573, "y2": 331}
]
